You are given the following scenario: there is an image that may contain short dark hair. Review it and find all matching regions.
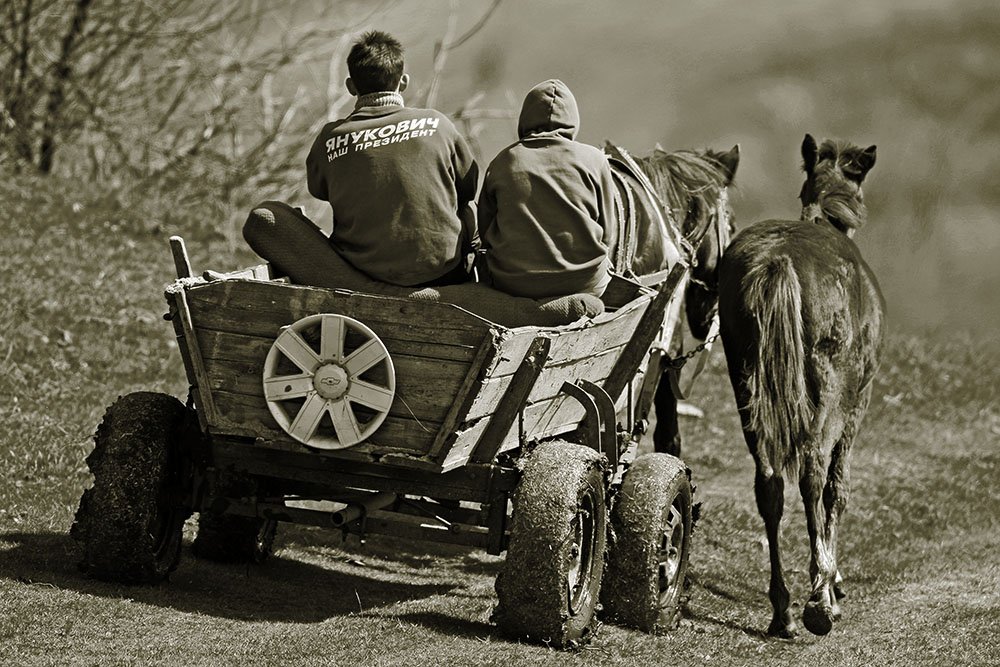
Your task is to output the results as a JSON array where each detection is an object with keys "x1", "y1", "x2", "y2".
[{"x1": 347, "y1": 31, "x2": 404, "y2": 95}]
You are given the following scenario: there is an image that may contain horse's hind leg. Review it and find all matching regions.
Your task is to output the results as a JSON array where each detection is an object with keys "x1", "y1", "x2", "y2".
[
  {"x1": 753, "y1": 463, "x2": 797, "y2": 637},
  {"x1": 800, "y1": 442, "x2": 839, "y2": 636},
  {"x1": 823, "y1": 438, "x2": 848, "y2": 621},
  {"x1": 825, "y1": 383, "x2": 873, "y2": 607}
]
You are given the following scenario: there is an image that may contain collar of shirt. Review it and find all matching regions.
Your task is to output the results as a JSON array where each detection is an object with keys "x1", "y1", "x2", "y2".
[{"x1": 354, "y1": 91, "x2": 405, "y2": 110}]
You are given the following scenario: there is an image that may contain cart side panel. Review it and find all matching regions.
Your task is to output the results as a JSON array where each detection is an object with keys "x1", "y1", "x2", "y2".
[
  {"x1": 197, "y1": 328, "x2": 473, "y2": 424},
  {"x1": 466, "y1": 297, "x2": 649, "y2": 422},
  {"x1": 433, "y1": 293, "x2": 655, "y2": 469},
  {"x1": 173, "y1": 279, "x2": 498, "y2": 464}
]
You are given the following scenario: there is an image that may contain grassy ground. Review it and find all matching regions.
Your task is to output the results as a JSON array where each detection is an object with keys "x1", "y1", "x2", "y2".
[{"x1": 1, "y1": 173, "x2": 998, "y2": 666}]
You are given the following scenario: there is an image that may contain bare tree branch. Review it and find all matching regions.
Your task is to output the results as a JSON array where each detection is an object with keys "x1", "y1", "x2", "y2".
[{"x1": 38, "y1": 0, "x2": 92, "y2": 172}]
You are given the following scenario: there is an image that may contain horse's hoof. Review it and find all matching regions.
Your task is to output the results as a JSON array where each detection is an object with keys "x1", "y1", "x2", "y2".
[
  {"x1": 802, "y1": 598, "x2": 835, "y2": 636},
  {"x1": 767, "y1": 615, "x2": 797, "y2": 638},
  {"x1": 833, "y1": 580, "x2": 847, "y2": 600}
]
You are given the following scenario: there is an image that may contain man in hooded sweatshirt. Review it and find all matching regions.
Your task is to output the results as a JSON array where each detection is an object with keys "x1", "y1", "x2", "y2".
[
  {"x1": 305, "y1": 31, "x2": 479, "y2": 287},
  {"x1": 477, "y1": 79, "x2": 617, "y2": 299}
]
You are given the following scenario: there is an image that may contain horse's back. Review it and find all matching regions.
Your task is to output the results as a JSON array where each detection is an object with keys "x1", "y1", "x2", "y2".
[
  {"x1": 720, "y1": 219, "x2": 885, "y2": 387},
  {"x1": 723, "y1": 220, "x2": 883, "y2": 318}
]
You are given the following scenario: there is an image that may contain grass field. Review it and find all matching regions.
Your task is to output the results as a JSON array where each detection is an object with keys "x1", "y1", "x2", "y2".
[
  {"x1": 1, "y1": 171, "x2": 998, "y2": 665},
  {"x1": 2, "y1": 1, "x2": 999, "y2": 664}
]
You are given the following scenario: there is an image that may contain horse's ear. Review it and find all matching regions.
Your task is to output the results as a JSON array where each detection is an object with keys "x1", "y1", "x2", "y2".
[
  {"x1": 654, "y1": 142, "x2": 666, "y2": 155},
  {"x1": 802, "y1": 133, "x2": 818, "y2": 174},
  {"x1": 842, "y1": 144, "x2": 876, "y2": 183},
  {"x1": 855, "y1": 145, "x2": 877, "y2": 181},
  {"x1": 717, "y1": 144, "x2": 740, "y2": 185}
]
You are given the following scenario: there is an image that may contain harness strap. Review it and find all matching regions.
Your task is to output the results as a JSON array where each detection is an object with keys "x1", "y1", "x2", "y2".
[{"x1": 609, "y1": 168, "x2": 638, "y2": 277}]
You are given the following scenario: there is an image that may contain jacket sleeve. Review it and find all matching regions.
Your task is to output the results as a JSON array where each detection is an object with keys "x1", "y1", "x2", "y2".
[
  {"x1": 306, "y1": 132, "x2": 329, "y2": 202},
  {"x1": 451, "y1": 127, "x2": 480, "y2": 252},
  {"x1": 476, "y1": 165, "x2": 497, "y2": 251},
  {"x1": 596, "y1": 156, "x2": 618, "y2": 251},
  {"x1": 452, "y1": 130, "x2": 479, "y2": 207}
]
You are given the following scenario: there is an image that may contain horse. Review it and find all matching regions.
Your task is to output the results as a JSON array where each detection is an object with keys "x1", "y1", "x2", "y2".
[
  {"x1": 604, "y1": 142, "x2": 740, "y2": 456},
  {"x1": 717, "y1": 133, "x2": 884, "y2": 637}
]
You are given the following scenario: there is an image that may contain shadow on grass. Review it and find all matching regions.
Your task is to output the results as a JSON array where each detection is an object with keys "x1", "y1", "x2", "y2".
[
  {"x1": 684, "y1": 572, "x2": 770, "y2": 640},
  {"x1": 0, "y1": 530, "x2": 468, "y2": 623},
  {"x1": 369, "y1": 611, "x2": 496, "y2": 641},
  {"x1": 281, "y1": 526, "x2": 503, "y2": 578}
]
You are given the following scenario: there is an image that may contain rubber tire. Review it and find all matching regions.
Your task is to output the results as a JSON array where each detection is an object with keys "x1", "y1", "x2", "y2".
[
  {"x1": 602, "y1": 453, "x2": 692, "y2": 632},
  {"x1": 71, "y1": 392, "x2": 192, "y2": 584},
  {"x1": 494, "y1": 441, "x2": 608, "y2": 647},
  {"x1": 193, "y1": 472, "x2": 277, "y2": 563}
]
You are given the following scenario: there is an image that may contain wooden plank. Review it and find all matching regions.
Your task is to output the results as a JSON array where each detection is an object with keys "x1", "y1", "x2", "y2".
[
  {"x1": 198, "y1": 339, "x2": 469, "y2": 424},
  {"x1": 483, "y1": 384, "x2": 632, "y2": 456},
  {"x1": 484, "y1": 330, "x2": 538, "y2": 377},
  {"x1": 439, "y1": 417, "x2": 493, "y2": 472},
  {"x1": 165, "y1": 295, "x2": 209, "y2": 430},
  {"x1": 471, "y1": 337, "x2": 551, "y2": 464},
  {"x1": 169, "y1": 236, "x2": 193, "y2": 278},
  {"x1": 345, "y1": 512, "x2": 491, "y2": 549},
  {"x1": 517, "y1": 394, "x2": 586, "y2": 447},
  {"x1": 466, "y1": 344, "x2": 625, "y2": 422},
  {"x1": 183, "y1": 280, "x2": 491, "y2": 347},
  {"x1": 486, "y1": 299, "x2": 648, "y2": 378},
  {"x1": 544, "y1": 301, "x2": 647, "y2": 365},
  {"x1": 218, "y1": 500, "x2": 494, "y2": 550},
  {"x1": 198, "y1": 324, "x2": 478, "y2": 365},
  {"x1": 171, "y1": 287, "x2": 221, "y2": 426},
  {"x1": 211, "y1": 439, "x2": 499, "y2": 501},
  {"x1": 428, "y1": 331, "x2": 501, "y2": 459},
  {"x1": 602, "y1": 275, "x2": 645, "y2": 308},
  {"x1": 603, "y1": 264, "x2": 686, "y2": 403},
  {"x1": 210, "y1": 389, "x2": 439, "y2": 454}
]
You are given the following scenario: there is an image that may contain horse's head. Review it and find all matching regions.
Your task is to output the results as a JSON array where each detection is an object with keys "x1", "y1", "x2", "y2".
[
  {"x1": 799, "y1": 133, "x2": 876, "y2": 238},
  {"x1": 617, "y1": 142, "x2": 739, "y2": 340},
  {"x1": 681, "y1": 144, "x2": 740, "y2": 340}
]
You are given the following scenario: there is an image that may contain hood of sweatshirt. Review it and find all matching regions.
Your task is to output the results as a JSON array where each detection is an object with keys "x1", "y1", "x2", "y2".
[{"x1": 516, "y1": 79, "x2": 580, "y2": 141}]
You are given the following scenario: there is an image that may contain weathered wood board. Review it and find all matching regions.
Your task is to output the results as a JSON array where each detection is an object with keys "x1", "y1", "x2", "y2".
[{"x1": 167, "y1": 273, "x2": 663, "y2": 473}]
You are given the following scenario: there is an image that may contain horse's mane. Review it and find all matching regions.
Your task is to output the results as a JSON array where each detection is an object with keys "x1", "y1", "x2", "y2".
[
  {"x1": 635, "y1": 149, "x2": 730, "y2": 235},
  {"x1": 803, "y1": 139, "x2": 869, "y2": 232}
]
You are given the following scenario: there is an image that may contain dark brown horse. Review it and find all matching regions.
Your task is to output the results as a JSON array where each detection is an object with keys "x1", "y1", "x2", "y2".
[
  {"x1": 717, "y1": 134, "x2": 884, "y2": 637},
  {"x1": 605, "y1": 143, "x2": 740, "y2": 456}
]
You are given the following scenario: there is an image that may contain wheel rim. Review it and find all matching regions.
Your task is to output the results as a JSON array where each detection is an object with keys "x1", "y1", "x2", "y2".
[
  {"x1": 567, "y1": 491, "x2": 597, "y2": 615},
  {"x1": 263, "y1": 314, "x2": 395, "y2": 449},
  {"x1": 657, "y1": 501, "x2": 685, "y2": 606}
]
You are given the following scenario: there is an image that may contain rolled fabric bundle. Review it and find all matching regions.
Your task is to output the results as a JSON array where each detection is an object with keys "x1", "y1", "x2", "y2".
[{"x1": 243, "y1": 201, "x2": 604, "y2": 328}]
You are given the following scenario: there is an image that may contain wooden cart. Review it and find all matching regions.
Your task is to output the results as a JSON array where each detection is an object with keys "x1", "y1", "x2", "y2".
[{"x1": 71, "y1": 238, "x2": 697, "y2": 646}]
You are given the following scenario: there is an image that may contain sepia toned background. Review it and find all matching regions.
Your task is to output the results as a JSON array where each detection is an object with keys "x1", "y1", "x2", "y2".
[{"x1": 1, "y1": 2, "x2": 997, "y2": 665}]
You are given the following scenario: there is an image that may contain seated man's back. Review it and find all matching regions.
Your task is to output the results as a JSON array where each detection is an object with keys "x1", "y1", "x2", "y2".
[
  {"x1": 477, "y1": 79, "x2": 615, "y2": 299},
  {"x1": 306, "y1": 31, "x2": 478, "y2": 287}
]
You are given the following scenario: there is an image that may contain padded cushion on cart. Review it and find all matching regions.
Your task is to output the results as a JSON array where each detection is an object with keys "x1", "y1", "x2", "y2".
[{"x1": 243, "y1": 201, "x2": 605, "y2": 328}]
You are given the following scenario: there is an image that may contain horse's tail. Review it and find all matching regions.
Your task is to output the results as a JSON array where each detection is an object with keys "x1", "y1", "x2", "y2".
[{"x1": 742, "y1": 255, "x2": 811, "y2": 475}]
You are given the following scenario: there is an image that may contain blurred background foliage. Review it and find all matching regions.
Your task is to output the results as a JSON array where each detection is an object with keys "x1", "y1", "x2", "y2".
[{"x1": 1, "y1": 0, "x2": 997, "y2": 333}]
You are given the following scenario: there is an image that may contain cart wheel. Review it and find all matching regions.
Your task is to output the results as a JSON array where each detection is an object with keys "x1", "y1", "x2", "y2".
[
  {"x1": 193, "y1": 472, "x2": 277, "y2": 563},
  {"x1": 601, "y1": 453, "x2": 692, "y2": 632},
  {"x1": 263, "y1": 313, "x2": 395, "y2": 449},
  {"x1": 494, "y1": 441, "x2": 608, "y2": 647},
  {"x1": 71, "y1": 392, "x2": 192, "y2": 584}
]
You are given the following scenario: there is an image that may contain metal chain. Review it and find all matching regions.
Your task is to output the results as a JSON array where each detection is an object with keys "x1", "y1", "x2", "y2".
[{"x1": 663, "y1": 330, "x2": 721, "y2": 370}]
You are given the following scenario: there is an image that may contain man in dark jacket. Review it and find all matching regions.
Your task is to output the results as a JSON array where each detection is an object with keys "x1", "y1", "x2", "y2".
[
  {"x1": 306, "y1": 31, "x2": 479, "y2": 287},
  {"x1": 477, "y1": 79, "x2": 616, "y2": 298}
]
